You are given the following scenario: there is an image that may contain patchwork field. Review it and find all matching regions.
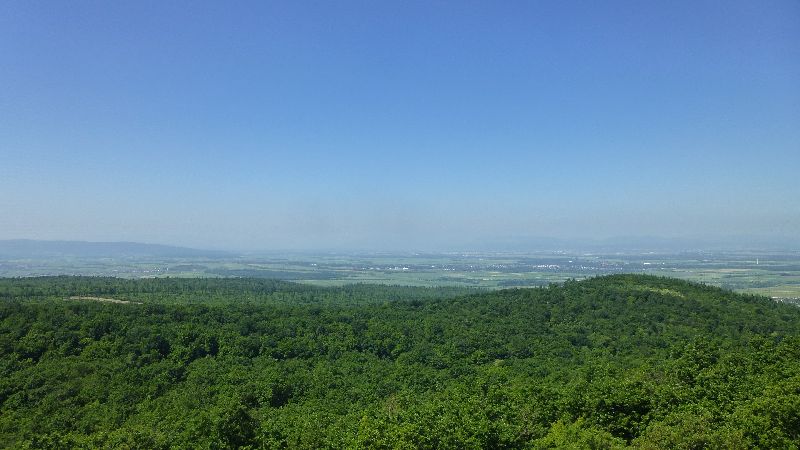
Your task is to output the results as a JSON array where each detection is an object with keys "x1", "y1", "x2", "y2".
[{"x1": 2, "y1": 250, "x2": 799, "y2": 301}]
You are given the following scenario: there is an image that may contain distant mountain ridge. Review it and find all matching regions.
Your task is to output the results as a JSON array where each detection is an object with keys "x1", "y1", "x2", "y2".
[
  {"x1": 461, "y1": 235, "x2": 800, "y2": 253},
  {"x1": 0, "y1": 240, "x2": 230, "y2": 259}
]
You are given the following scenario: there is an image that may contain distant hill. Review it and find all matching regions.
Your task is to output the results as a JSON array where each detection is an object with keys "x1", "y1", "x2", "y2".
[
  {"x1": 0, "y1": 239, "x2": 231, "y2": 259},
  {"x1": 462, "y1": 235, "x2": 800, "y2": 253}
]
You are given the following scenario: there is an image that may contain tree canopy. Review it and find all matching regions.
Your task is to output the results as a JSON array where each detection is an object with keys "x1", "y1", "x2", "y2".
[{"x1": 1, "y1": 275, "x2": 798, "y2": 448}]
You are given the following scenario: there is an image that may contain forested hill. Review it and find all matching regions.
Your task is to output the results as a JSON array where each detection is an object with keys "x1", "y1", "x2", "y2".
[{"x1": 1, "y1": 275, "x2": 799, "y2": 448}]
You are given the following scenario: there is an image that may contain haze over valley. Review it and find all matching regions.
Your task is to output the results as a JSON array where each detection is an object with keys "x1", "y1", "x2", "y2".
[{"x1": 2, "y1": 1, "x2": 799, "y2": 448}]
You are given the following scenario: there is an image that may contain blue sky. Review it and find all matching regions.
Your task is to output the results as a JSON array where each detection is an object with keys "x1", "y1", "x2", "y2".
[{"x1": 1, "y1": 1, "x2": 798, "y2": 251}]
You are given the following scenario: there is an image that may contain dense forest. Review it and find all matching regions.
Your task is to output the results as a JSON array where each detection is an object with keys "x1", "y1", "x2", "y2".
[{"x1": 1, "y1": 275, "x2": 799, "y2": 449}]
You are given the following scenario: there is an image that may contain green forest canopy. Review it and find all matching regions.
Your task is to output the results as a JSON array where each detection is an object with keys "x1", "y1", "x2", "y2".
[{"x1": 1, "y1": 275, "x2": 798, "y2": 449}]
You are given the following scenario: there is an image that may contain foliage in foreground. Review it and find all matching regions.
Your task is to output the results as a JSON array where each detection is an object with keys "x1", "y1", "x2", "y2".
[{"x1": 1, "y1": 275, "x2": 799, "y2": 449}]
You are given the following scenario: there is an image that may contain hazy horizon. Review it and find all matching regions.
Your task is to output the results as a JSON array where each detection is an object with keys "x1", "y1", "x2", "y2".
[
  {"x1": 2, "y1": 1, "x2": 798, "y2": 251},
  {"x1": 2, "y1": 235, "x2": 799, "y2": 255}
]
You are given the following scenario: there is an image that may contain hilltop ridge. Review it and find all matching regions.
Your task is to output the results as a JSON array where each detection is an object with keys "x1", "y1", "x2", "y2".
[{"x1": 0, "y1": 239, "x2": 231, "y2": 259}]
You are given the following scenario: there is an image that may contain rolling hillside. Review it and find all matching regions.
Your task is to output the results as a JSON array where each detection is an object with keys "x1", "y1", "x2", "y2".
[{"x1": 0, "y1": 275, "x2": 798, "y2": 448}]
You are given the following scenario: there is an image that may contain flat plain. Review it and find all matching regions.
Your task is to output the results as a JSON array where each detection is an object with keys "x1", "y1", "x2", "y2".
[{"x1": 2, "y1": 249, "x2": 798, "y2": 302}]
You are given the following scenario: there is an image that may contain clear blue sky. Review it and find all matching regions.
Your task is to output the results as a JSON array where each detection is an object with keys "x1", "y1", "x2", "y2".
[{"x1": 1, "y1": 1, "x2": 798, "y2": 251}]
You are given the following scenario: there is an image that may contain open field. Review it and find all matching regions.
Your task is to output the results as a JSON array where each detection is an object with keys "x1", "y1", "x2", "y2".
[
  {"x1": 67, "y1": 296, "x2": 142, "y2": 305},
  {"x1": 2, "y1": 249, "x2": 799, "y2": 300}
]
